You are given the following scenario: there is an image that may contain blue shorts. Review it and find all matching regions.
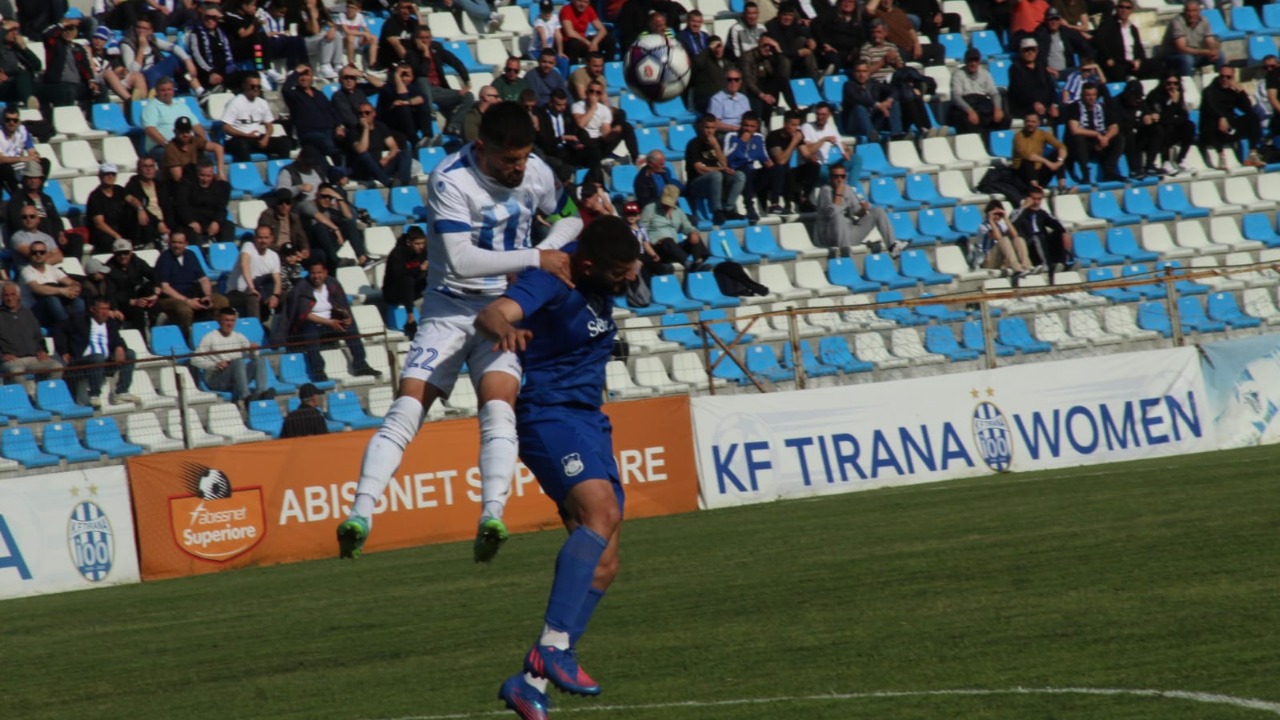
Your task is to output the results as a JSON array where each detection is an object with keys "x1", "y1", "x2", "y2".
[{"x1": 518, "y1": 404, "x2": 624, "y2": 513}]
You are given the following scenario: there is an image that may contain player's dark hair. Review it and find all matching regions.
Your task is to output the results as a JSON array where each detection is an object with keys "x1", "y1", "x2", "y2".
[
  {"x1": 577, "y1": 216, "x2": 640, "y2": 268},
  {"x1": 478, "y1": 101, "x2": 536, "y2": 150}
]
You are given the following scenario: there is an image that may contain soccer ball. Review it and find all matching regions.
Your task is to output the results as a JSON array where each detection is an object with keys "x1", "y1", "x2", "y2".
[{"x1": 624, "y1": 33, "x2": 692, "y2": 102}]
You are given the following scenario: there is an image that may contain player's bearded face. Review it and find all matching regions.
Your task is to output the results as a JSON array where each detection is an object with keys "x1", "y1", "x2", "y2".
[{"x1": 480, "y1": 143, "x2": 532, "y2": 187}]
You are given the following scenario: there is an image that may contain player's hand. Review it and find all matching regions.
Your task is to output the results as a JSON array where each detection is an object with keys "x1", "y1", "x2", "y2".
[
  {"x1": 539, "y1": 249, "x2": 574, "y2": 287},
  {"x1": 493, "y1": 328, "x2": 534, "y2": 353}
]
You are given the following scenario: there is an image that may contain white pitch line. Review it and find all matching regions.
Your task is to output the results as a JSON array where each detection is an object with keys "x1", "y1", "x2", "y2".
[{"x1": 364, "y1": 686, "x2": 1280, "y2": 720}]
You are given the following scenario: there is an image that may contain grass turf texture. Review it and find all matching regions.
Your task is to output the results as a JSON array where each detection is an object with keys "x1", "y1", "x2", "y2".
[{"x1": 4, "y1": 445, "x2": 1279, "y2": 720}]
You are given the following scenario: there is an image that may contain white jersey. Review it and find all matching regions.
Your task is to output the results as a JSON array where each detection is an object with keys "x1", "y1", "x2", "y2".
[{"x1": 426, "y1": 143, "x2": 567, "y2": 296}]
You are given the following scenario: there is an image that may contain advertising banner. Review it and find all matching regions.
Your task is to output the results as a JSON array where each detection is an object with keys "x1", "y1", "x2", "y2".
[
  {"x1": 128, "y1": 395, "x2": 698, "y2": 581},
  {"x1": 1200, "y1": 332, "x2": 1280, "y2": 448},
  {"x1": 693, "y1": 348, "x2": 1215, "y2": 509},
  {"x1": 0, "y1": 467, "x2": 141, "y2": 600}
]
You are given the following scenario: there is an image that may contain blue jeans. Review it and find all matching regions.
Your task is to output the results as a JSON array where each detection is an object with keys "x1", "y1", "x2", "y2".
[
  {"x1": 450, "y1": 0, "x2": 495, "y2": 27},
  {"x1": 32, "y1": 295, "x2": 84, "y2": 331},
  {"x1": 351, "y1": 149, "x2": 412, "y2": 188},
  {"x1": 297, "y1": 319, "x2": 370, "y2": 379},
  {"x1": 1167, "y1": 51, "x2": 1223, "y2": 77},
  {"x1": 843, "y1": 104, "x2": 902, "y2": 143},
  {"x1": 689, "y1": 170, "x2": 746, "y2": 219},
  {"x1": 202, "y1": 355, "x2": 270, "y2": 401},
  {"x1": 70, "y1": 349, "x2": 135, "y2": 404}
]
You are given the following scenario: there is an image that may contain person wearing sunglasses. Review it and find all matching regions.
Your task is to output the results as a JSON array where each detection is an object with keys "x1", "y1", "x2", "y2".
[
  {"x1": 8, "y1": 201, "x2": 63, "y2": 265},
  {"x1": 1141, "y1": 73, "x2": 1193, "y2": 176},
  {"x1": 349, "y1": 101, "x2": 412, "y2": 188},
  {"x1": 494, "y1": 58, "x2": 529, "y2": 102},
  {"x1": 6, "y1": 164, "x2": 80, "y2": 260},
  {"x1": 0, "y1": 108, "x2": 48, "y2": 195},
  {"x1": 186, "y1": 8, "x2": 236, "y2": 91},
  {"x1": 18, "y1": 240, "x2": 83, "y2": 332},
  {"x1": 815, "y1": 166, "x2": 900, "y2": 258},
  {"x1": 220, "y1": 73, "x2": 292, "y2": 162}
]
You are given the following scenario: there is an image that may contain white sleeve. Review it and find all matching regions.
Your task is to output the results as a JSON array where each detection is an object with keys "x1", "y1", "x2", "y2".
[
  {"x1": 537, "y1": 215, "x2": 583, "y2": 250},
  {"x1": 430, "y1": 174, "x2": 540, "y2": 278}
]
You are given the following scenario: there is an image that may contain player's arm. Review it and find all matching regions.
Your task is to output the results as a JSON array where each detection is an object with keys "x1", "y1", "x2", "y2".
[
  {"x1": 536, "y1": 215, "x2": 583, "y2": 251},
  {"x1": 475, "y1": 297, "x2": 530, "y2": 352}
]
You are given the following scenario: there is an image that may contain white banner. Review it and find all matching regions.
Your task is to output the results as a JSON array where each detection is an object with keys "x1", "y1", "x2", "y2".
[
  {"x1": 693, "y1": 348, "x2": 1216, "y2": 509},
  {"x1": 0, "y1": 467, "x2": 141, "y2": 600}
]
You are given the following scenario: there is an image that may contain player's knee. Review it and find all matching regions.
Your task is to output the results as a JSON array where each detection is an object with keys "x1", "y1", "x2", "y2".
[
  {"x1": 578, "y1": 501, "x2": 621, "y2": 539},
  {"x1": 478, "y1": 399, "x2": 517, "y2": 441}
]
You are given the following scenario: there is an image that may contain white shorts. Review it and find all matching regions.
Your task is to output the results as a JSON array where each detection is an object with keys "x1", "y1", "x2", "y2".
[{"x1": 401, "y1": 289, "x2": 522, "y2": 395}]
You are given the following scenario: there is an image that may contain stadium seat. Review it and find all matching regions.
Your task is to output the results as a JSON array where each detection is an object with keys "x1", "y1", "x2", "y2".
[
  {"x1": 615, "y1": 295, "x2": 667, "y2": 317},
  {"x1": 167, "y1": 409, "x2": 228, "y2": 448},
  {"x1": 124, "y1": 411, "x2": 184, "y2": 451},
  {"x1": 1121, "y1": 264, "x2": 1170, "y2": 299},
  {"x1": 1051, "y1": 193, "x2": 1107, "y2": 230},
  {"x1": 817, "y1": 336, "x2": 874, "y2": 373},
  {"x1": 890, "y1": 327, "x2": 947, "y2": 364},
  {"x1": 756, "y1": 264, "x2": 811, "y2": 301},
  {"x1": 915, "y1": 208, "x2": 966, "y2": 244},
  {"x1": 988, "y1": 58, "x2": 1011, "y2": 88},
  {"x1": 443, "y1": 40, "x2": 490, "y2": 72},
  {"x1": 780, "y1": 341, "x2": 838, "y2": 378},
  {"x1": 1189, "y1": 181, "x2": 1244, "y2": 215},
  {"x1": 417, "y1": 146, "x2": 447, "y2": 177},
  {"x1": 91, "y1": 102, "x2": 135, "y2": 137},
  {"x1": 875, "y1": 290, "x2": 926, "y2": 326},
  {"x1": 42, "y1": 423, "x2": 101, "y2": 463},
  {"x1": 279, "y1": 352, "x2": 336, "y2": 390},
  {"x1": 150, "y1": 324, "x2": 192, "y2": 357},
  {"x1": 789, "y1": 78, "x2": 823, "y2": 108},
  {"x1": 791, "y1": 261, "x2": 845, "y2": 297},
  {"x1": 605, "y1": 361, "x2": 657, "y2": 399},
  {"x1": 1073, "y1": 231, "x2": 1126, "y2": 267},
  {"x1": 853, "y1": 331, "x2": 910, "y2": 368},
  {"x1": 1202, "y1": 7, "x2": 1245, "y2": 41},
  {"x1": 1085, "y1": 267, "x2": 1143, "y2": 302},
  {"x1": 1175, "y1": 220, "x2": 1232, "y2": 255},
  {"x1": 102, "y1": 136, "x2": 139, "y2": 172},
  {"x1": 904, "y1": 173, "x2": 957, "y2": 208},
  {"x1": 853, "y1": 142, "x2": 906, "y2": 179},
  {"x1": 1209, "y1": 217, "x2": 1265, "y2": 252},
  {"x1": 708, "y1": 230, "x2": 763, "y2": 265},
  {"x1": 327, "y1": 391, "x2": 381, "y2": 429},
  {"x1": 899, "y1": 249, "x2": 952, "y2": 285},
  {"x1": 744, "y1": 345, "x2": 793, "y2": 383},
  {"x1": 229, "y1": 162, "x2": 272, "y2": 199},
  {"x1": 1243, "y1": 213, "x2": 1280, "y2": 247},
  {"x1": 1176, "y1": 296, "x2": 1227, "y2": 334},
  {"x1": 864, "y1": 253, "x2": 917, "y2": 289},
  {"x1": 1248, "y1": 34, "x2": 1280, "y2": 64},
  {"x1": 83, "y1": 417, "x2": 145, "y2": 458},
  {"x1": 2, "y1": 426, "x2": 61, "y2": 468},
  {"x1": 822, "y1": 74, "x2": 847, "y2": 104},
  {"x1": 619, "y1": 91, "x2": 663, "y2": 127},
  {"x1": 916, "y1": 293, "x2": 971, "y2": 322},
  {"x1": 206, "y1": 241, "x2": 240, "y2": 278},
  {"x1": 205, "y1": 405, "x2": 270, "y2": 443},
  {"x1": 1135, "y1": 301, "x2": 1174, "y2": 337},
  {"x1": 936, "y1": 32, "x2": 967, "y2": 62},
  {"x1": 685, "y1": 271, "x2": 741, "y2": 308},
  {"x1": 353, "y1": 188, "x2": 411, "y2": 226},
  {"x1": 742, "y1": 226, "x2": 797, "y2": 262},
  {"x1": 0, "y1": 385, "x2": 53, "y2": 423},
  {"x1": 1089, "y1": 191, "x2": 1141, "y2": 226},
  {"x1": 35, "y1": 380, "x2": 94, "y2": 419},
  {"x1": 650, "y1": 275, "x2": 704, "y2": 312},
  {"x1": 1122, "y1": 187, "x2": 1177, "y2": 223},
  {"x1": 925, "y1": 325, "x2": 981, "y2": 361},
  {"x1": 708, "y1": 349, "x2": 750, "y2": 385},
  {"x1": 868, "y1": 178, "x2": 921, "y2": 212},
  {"x1": 1207, "y1": 292, "x2": 1262, "y2": 329},
  {"x1": 53, "y1": 105, "x2": 107, "y2": 139},
  {"x1": 828, "y1": 257, "x2": 882, "y2": 293},
  {"x1": 962, "y1": 319, "x2": 1016, "y2": 356},
  {"x1": 660, "y1": 313, "x2": 705, "y2": 350},
  {"x1": 653, "y1": 96, "x2": 697, "y2": 125},
  {"x1": 997, "y1": 317, "x2": 1052, "y2": 353},
  {"x1": 987, "y1": 130, "x2": 1015, "y2": 160},
  {"x1": 1106, "y1": 228, "x2": 1160, "y2": 263},
  {"x1": 389, "y1": 186, "x2": 428, "y2": 221}
]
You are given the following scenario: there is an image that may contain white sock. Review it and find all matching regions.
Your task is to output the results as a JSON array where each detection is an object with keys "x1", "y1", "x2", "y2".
[
  {"x1": 539, "y1": 624, "x2": 571, "y2": 651},
  {"x1": 351, "y1": 396, "x2": 424, "y2": 519},
  {"x1": 522, "y1": 673, "x2": 548, "y2": 693},
  {"x1": 478, "y1": 399, "x2": 518, "y2": 522}
]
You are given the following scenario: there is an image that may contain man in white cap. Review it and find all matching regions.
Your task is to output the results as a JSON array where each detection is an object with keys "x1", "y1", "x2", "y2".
[
  {"x1": 86, "y1": 163, "x2": 131, "y2": 254},
  {"x1": 1008, "y1": 37, "x2": 1060, "y2": 121}
]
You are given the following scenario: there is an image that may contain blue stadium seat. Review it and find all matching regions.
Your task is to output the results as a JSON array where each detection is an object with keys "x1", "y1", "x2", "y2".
[
  {"x1": 823, "y1": 74, "x2": 848, "y2": 105},
  {"x1": 1107, "y1": 228, "x2": 1159, "y2": 263},
  {"x1": 667, "y1": 124, "x2": 696, "y2": 157},
  {"x1": 708, "y1": 230, "x2": 764, "y2": 265},
  {"x1": 353, "y1": 188, "x2": 411, "y2": 226},
  {"x1": 614, "y1": 295, "x2": 667, "y2": 317},
  {"x1": 781, "y1": 341, "x2": 839, "y2": 378},
  {"x1": 1089, "y1": 191, "x2": 1141, "y2": 226},
  {"x1": 790, "y1": 78, "x2": 823, "y2": 108},
  {"x1": 42, "y1": 423, "x2": 101, "y2": 463},
  {"x1": 925, "y1": 325, "x2": 981, "y2": 361},
  {"x1": 1086, "y1": 267, "x2": 1143, "y2": 303},
  {"x1": 610, "y1": 165, "x2": 639, "y2": 197},
  {"x1": 1202, "y1": 7, "x2": 1245, "y2": 41},
  {"x1": 604, "y1": 61, "x2": 625, "y2": 90},
  {"x1": 190, "y1": 321, "x2": 219, "y2": 351},
  {"x1": 1073, "y1": 231, "x2": 1126, "y2": 267},
  {"x1": 854, "y1": 142, "x2": 907, "y2": 179},
  {"x1": 816, "y1": 336, "x2": 873, "y2": 373},
  {"x1": 937, "y1": 33, "x2": 967, "y2": 62},
  {"x1": 962, "y1": 320, "x2": 1016, "y2": 356},
  {"x1": 2, "y1": 426, "x2": 60, "y2": 468},
  {"x1": 988, "y1": 130, "x2": 1015, "y2": 159},
  {"x1": 0, "y1": 385, "x2": 54, "y2": 423},
  {"x1": 661, "y1": 313, "x2": 704, "y2": 349},
  {"x1": 229, "y1": 162, "x2": 271, "y2": 199},
  {"x1": 443, "y1": 41, "x2": 491, "y2": 73},
  {"x1": 178, "y1": 95, "x2": 215, "y2": 131},
  {"x1": 708, "y1": 349, "x2": 750, "y2": 385},
  {"x1": 45, "y1": 179, "x2": 81, "y2": 216},
  {"x1": 418, "y1": 146, "x2": 447, "y2": 175},
  {"x1": 952, "y1": 204, "x2": 983, "y2": 235},
  {"x1": 916, "y1": 208, "x2": 967, "y2": 243},
  {"x1": 650, "y1": 275, "x2": 704, "y2": 312},
  {"x1": 1157, "y1": 183, "x2": 1211, "y2": 219},
  {"x1": 635, "y1": 127, "x2": 666, "y2": 159},
  {"x1": 264, "y1": 158, "x2": 291, "y2": 186},
  {"x1": 1137, "y1": 301, "x2": 1175, "y2": 337},
  {"x1": 905, "y1": 173, "x2": 957, "y2": 208},
  {"x1": 744, "y1": 345, "x2": 793, "y2": 383},
  {"x1": 827, "y1": 257, "x2": 881, "y2": 294},
  {"x1": 247, "y1": 400, "x2": 284, "y2": 438},
  {"x1": 875, "y1": 290, "x2": 927, "y2": 325},
  {"x1": 327, "y1": 391, "x2": 381, "y2": 429},
  {"x1": 388, "y1": 186, "x2": 428, "y2": 221},
  {"x1": 970, "y1": 30, "x2": 1008, "y2": 58},
  {"x1": 91, "y1": 103, "x2": 136, "y2": 137},
  {"x1": 206, "y1": 241, "x2": 240, "y2": 279},
  {"x1": 899, "y1": 249, "x2": 953, "y2": 285},
  {"x1": 84, "y1": 417, "x2": 145, "y2": 458},
  {"x1": 279, "y1": 352, "x2": 336, "y2": 389},
  {"x1": 869, "y1": 178, "x2": 922, "y2": 211},
  {"x1": 889, "y1": 211, "x2": 925, "y2": 246},
  {"x1": 236, "y1": 317, "x2": 267, "y2": 346},
  {"x1": 685, "y1": 271, "x2": 741, "y2": 308},
  {"x1": 35, "y1": 380, "x2": 94, "y2": 419},
  {"x1": 988, "y1": 58, "x2": 1011, "y2": 88},
  {"x1": 742, "y1": 226, "x2": 797, "y2": 261},
  {"x1": 1265, "y1": 3, "x2": 1280, "y2": 31},
  {"x1": 1122, "y1": 187, "x2": 1177, "y2": 223},
  {"x1": 1248, "y1": 35, "x2": 1280, "y2": 64},
  {"x1": 653, "y1": 96, "x2": 697, "y2": 124},
  {"x1": 917, "y1": 293, "x2": 971, "y2": 322},
  {"x1": 619, "y1": 91, "x2": 663, "y2": 127},
  {"x1": 997, "y1": 317, "x2": 1052, "y2": 353},
  {"x1": 700, "y1": 308, "x2": 752, "y2": 345},
  {"x1": 1207, "y1": 292, "x2": 1262, "y2": 329},
  {"x1": 1176, "y1": 296, "x2": 1227, "y2": 334},
  {"x1": 1121, "y1": 263, "x2": 1169, "y2": 299},
  {"x1": 864, "y1": 253, "x2": 917, "y2": 289},
  {"x1": 1242, "y1": 213, "x2": 1280, "y2": 247}
]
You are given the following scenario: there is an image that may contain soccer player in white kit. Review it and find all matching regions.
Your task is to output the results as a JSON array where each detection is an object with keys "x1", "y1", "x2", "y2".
[{"x1": 337, "y1": 102, "x2": 582, "y2": 561}]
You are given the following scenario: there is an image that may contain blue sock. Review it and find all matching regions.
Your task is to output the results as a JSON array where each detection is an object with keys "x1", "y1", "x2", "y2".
[
  {"x1": 544, "y1": 526, "x2": 608, "y2": 633},
  {"x1": 569, "y1": 588, "x2": 606, "y2": 647}
]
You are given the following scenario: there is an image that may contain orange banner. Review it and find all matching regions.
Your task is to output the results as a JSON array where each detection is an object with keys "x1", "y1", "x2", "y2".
[{"x1": 127, "y1": 395, "x2": 697, "y2": 581}]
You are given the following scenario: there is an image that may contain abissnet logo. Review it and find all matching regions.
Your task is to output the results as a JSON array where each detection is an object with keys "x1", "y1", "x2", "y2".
[{"x1": 168, "y1": 463, "x2": 267, "y2": 562}]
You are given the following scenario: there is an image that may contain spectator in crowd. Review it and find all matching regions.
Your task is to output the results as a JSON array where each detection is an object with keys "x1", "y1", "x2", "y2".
[
  {"x1": 120, "y1": 14, "x2": 205, "y2": 99},
  {"x1": 1051, "y1": 0, "x2": 1103, "y2": 36},
  {"x1": 949, "y1": 49, "x2": 1008, "y2": 135},
  {"x1": 532, "y1": 0, "x2": 563, "y2": 62},
  {"x1": 640, "y1": 185, "x2": 710, "y2": 269},
  {"x1": 283, "y1": 64, "x2": 346, "y2": 165},
  {"x1": 87, "y1": 25, "x2": 140, "y2": 105},
  {"x1": 971, "y1": 200, "x2": 1034, "y2": 276},
  {"x1": 727, "y1": 2, "x2": 767, "y2": 60},
  {"x1": 572, "y1": 79, "x2": 633, "y2": 163},
  {"x1": 724, "y1": 112, "x2": 774, "y2": 223},
  {"x1": 495, "y1": 57, "x2": 528, "y2": 102},
  {"x1": 277, "y1": 243, "x2": 304, "y2": 301},
  {"x1": 899, "y1": 0, "x2": 961, "y2": 40},
  {"x1": 222, "y1": 73, "x2": 292, "y2": 162},
  {"x1": 633, "y1": 149, "x2": 685, "y2": 210},
  {"x1": 226, "y1": 225, "x2": 282, "y2": 321},
  {"x1": 1011, "y1": 0, "x2": 1052, "y2": 45},
  {"x1": 78, "y1": 257, "x2": 117, "y2": 311},
  {"x1": 686, "y1": 113, "x2": 746, "y2": 225},
  {"x1": 535, "y1": 88, "x2": 599, "y2": 183},
  {"x1": 332, "y1": 64, "x2": 377, "y2": 135},
  {"x1": 258, "y1": 188, "x2": 310, "y2": 256},
  {"x1": 190, "y1": 307, "x2": 275, "y2": 404},
  {"x1": 526, "y1": 51, "x2": 567, "y2": 106},
  {"x1": 860, "y1": 20, "x2": 899, "y2": 83},
  {"x1": 296, "y1": 0, "x2": 344, "y2": 80},
  {"x1": 188, "y1": 7, "x2": 237, "y2": 90},
  {"x1": 223, "y1": 0, "x2": 270, "y2": 71},
  {"x1": 1065, "y1": 82, "x2": 1123, "y2": 183},
  {"x1": 575, "y1": 179, "x2": 616, "y2": 225},
  {"x1": 122, "y1": 156, "x2": 173, "y2": 250},
  {"x1": 1259, "y1": 56, "x2": 1280, "y2": 142},
  {"x1": 867, "y1": 0, "x2": 942, "y2": 66},
  {"x1": 350, "y1": 101, "x2": 412, "y2": 188},
  {"x1": 802, "y1": 102, "x2": 861, "y2": 182},
  {"x1": 1012, "y1": 186, "x2": 1072, "y2": 271},
  {"x1": 175, "y1": 160, "x2": 234, "y2": 244},
  {"x1": 106, "y1": 241, "x2": 160, "y2": 332},
  {"x1": 1009, "y1": 38, "x2": 1061, "y2": 122},
  {"x1": 280, "y1": 143, "x2": 334, "y2": 218},
  {"x1": 0, "y1": 21, "x2": 42, "y2": 109},
  {"x1": 55, "y1": 297, "x2": 136, "y2": 407},
  {"x1": 144, "y1": 79, "x2": 227, "y2": 176},
  {"x1": 156, "y1": 230, "x2": 231, "y2": 333},
  {"x1": 690, "y1": 35, "x2": 730, "y2": 114},
  {"x1": 261, "y1": 0, "x2": 310, "y2": 78},
  {"x1": 168, "y1": 0, "x2": 207, "y2": 32},
  {"x1": 566, "y1": 55, "x2": 639, "y2": 159},
  {"x1": 678, "y1": 9, "x2": 712, "y2": 59},
  {"x1": 841, "y1": 57, "x2": 901, "y2": 142},
  {"x1": 1035, "y1": 9, "x2": 1088, "y2": 76},
  {"x1": 378, "y1": 63, "x2": 435, "y2": 144},
  {"x1": 7, "y1": 164, "x2": 78, "y2": 260},
  {"x1": 708, "y1": 68, "x2": 751, "y2": 132},
  {"x1": 162, "y1": 115, "x2": 224, "y2": 185},
  {"x1": 405, "y1": 27, "x2": 471, "y2": 139},
  {"x1": 277, "y1": 257, "x2": 381, "y2": 382},
  {"x1": 1201, "y1": 68, "x2": 1265, "y2": 169},
  {"x1": 0, "y1": 106, "x2": 47, "y2": 195},
  {"x1": 1060, "y1": 54, "x2": 1107, "y2": 105},
  {"x1": 561, "y1": 0, "x2": 613, "y2": 64},
  {"x1": 381, "y1": 226, "x2": 427, "y2": 337},
  {"x1": 87, "y1": 164, "x2": 131, "y2": 254},
  {"x1": 334, "y1": 0, "x2": 378, "y2": 70},
  {"x1": 377, "y1": 1, "x2": 418, "y2": 68},
  {"x1": 1163, "y1": 1, "x2": 1221, "y2": 78},
  {"x1": 462, "y1": 85, "x2": 500, "y2": 142},
  {"x1": 37, "y1": 19, "x2": 93, "y2": 113},
  {"x1": 307, "y1": 183, "x2": 371, "y2": 269},
  {"x1": 20, "y1": 239, "x2": 82, "y2": 331},
  {"x1": 1143, "y1": 73, "x2": 1195, "y2": 176},
  {"x1": 1012, "y1": 112, "x2": 1069, "y2": 191},
  {"x1": 8, "y1": 201, "x2": 63, "y2": 265},
  {"x1": 740, "y1": 34, "x2": 791, "y2": 123},
  {"x1": 280, "y1": 382, "x2": 329, "y2": 437},
  {"x1": 766, "y1": 109, "x2": 813, "y2": 213},
  {"x1": 0, "y1": 281, "x2": 63, "y2": 387},
  {"x1": 1094, "y1": 0, "x2": 1151, "y2": 82},
  {"x1": 816, "y1": 0, "x2": 864, "y2": 73},
  {"x1": 766, "y1": 3, "x2": 820, "y2": 81},
  {"x1": 623, "y1": 200, "x2": 671, "y2": 279},
  {"x1": 815, "y1": 166, "x2": 900, "y2": 257}
]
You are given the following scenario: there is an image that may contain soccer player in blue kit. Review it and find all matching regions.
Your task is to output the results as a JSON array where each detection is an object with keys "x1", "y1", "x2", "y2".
[{"x1": 475, "y1": 215, "x2": 641, "y2": 720}]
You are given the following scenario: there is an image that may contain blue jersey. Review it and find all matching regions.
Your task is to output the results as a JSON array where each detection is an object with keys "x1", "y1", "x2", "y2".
[{"x1": 504, "y1": 259, "x2": 616, "y2": 409}]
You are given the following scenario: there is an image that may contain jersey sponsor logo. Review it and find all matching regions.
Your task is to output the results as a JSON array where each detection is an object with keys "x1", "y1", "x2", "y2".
[
  {"x1": 561, "y1": 453, "x2": 584, "y2": 477},
  {"x1": 67, "y1": 500, "x2": 114, "y2": 583},
  {"x1": 972, "y1": 401, "x2": 1014, "y2": 472},
  {"x1": 168, "y1": 463, "x2": 267, "y2": 562}
]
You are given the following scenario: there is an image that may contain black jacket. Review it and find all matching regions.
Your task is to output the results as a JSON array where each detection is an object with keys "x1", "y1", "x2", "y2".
[
  {"x1": 174, "y1": 177, "x2": 232, "y2": 227},
  {"x1": 54, "y1": 312, "x2": 125, "y2": 359},
  {"x1": 535, "y1": 107, "x2": 587, "y2": 156},
  {"x1": 280, "y1": 405, "x2": 329, "y2": 438},
  {"x1": 1093, "y1": 17, "x2": 1146, "y2": 72},
  {"x1": 404, "y1": 41, "x2": 469, "y2": 91},
  {"x1": 123, "y1": 175, "x2": 175, "y2": 228},
  {"x1": 1008, "y1": 62, "x2": 1060, "y2": 116}
]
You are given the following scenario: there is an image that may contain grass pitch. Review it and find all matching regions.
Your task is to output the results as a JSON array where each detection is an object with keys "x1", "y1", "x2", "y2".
[{"x1": 4, "y1": 445, "x2": 1279, "y2": 720}]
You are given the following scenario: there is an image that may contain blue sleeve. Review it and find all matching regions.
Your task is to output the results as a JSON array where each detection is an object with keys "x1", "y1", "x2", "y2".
[{"x1": 503, "y1": 268, "x2": 566, "y2": 321}]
